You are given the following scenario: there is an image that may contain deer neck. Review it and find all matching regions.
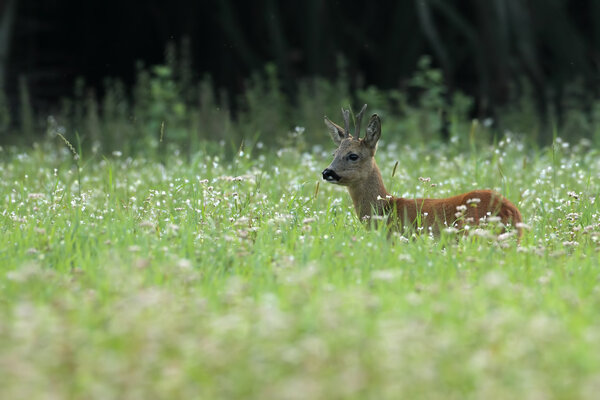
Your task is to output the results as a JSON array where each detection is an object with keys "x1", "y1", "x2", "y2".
[{"x1": 347, "y1": 160, "x2": 390, "y2": 220}]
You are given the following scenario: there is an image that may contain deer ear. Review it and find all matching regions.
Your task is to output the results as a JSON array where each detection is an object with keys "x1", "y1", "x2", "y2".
[
  {"x1": 364, "y1": 114, "x2": 381, "y2": 150},
  {"x1": 324, "y1": 116, "x2": 346, "y2": 145}
]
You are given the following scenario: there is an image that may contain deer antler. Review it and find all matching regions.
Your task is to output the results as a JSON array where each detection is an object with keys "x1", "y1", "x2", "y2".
[
  {"x1": 355, "y1": 104, "x2": 368, "y2": 138},
  {"x1": 341, "y1": 108, "x2": 351, "y2": 137}
]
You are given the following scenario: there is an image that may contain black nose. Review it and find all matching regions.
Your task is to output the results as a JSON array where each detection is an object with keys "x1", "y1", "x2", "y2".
[{"x1": 322, "y1": 168, "x2": 341, "y2": 182}]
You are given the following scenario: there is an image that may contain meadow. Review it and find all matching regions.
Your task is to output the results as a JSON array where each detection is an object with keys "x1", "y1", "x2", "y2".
[
  {"x1": 1, "y1": 55, "x2": 600, "y2": 398},
  {"x1": 1, "y1": 120, "x2": 599, "y2": 399}
]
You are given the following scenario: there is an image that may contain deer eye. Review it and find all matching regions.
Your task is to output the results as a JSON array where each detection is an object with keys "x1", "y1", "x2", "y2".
[{"x1": 348, "y1": 153, "x2": 359, "y2": 161}]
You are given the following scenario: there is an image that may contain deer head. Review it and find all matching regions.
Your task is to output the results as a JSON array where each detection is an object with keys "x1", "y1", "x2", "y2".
[{"x1": 322, "y1": 104, "x2": 382, "y2": 186}]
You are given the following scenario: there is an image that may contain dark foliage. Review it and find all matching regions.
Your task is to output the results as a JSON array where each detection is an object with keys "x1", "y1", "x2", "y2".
[{"x1": 1, "y1": 0, "x2": 600, "y2": 138}]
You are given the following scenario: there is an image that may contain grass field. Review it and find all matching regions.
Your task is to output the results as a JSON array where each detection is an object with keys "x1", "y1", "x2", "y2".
[{"x1": 1, "y1": 130, "x2": 599, "y2": 399}]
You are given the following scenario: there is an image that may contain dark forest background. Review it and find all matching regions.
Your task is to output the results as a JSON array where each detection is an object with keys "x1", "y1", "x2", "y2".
[{"x1": 1, "y1": 0, "x2": 600, "y2": 147}]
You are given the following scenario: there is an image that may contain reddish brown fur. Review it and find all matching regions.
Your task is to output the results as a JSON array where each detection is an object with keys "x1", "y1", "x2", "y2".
[
  {"x1": 323, "y1": 108, "x2": 523, "y2": 238},
  {"x1": 385, "y1": 190, "x2": 523, "y2": 236}
]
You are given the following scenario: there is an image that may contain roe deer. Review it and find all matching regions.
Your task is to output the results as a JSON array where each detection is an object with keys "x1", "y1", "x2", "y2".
[{"x1": 322, "y1": 105, "x2": 523, "y2": 237}]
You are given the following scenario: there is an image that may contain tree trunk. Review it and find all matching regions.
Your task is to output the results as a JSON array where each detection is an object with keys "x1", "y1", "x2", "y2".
[{"x1": 0, "y1": 0, "x2": 17, "y2": 89}]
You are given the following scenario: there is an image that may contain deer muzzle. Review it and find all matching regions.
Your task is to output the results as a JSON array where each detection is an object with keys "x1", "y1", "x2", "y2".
[{"x1": 322, "y1": 168, "x2": 341, "y2": 183}]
